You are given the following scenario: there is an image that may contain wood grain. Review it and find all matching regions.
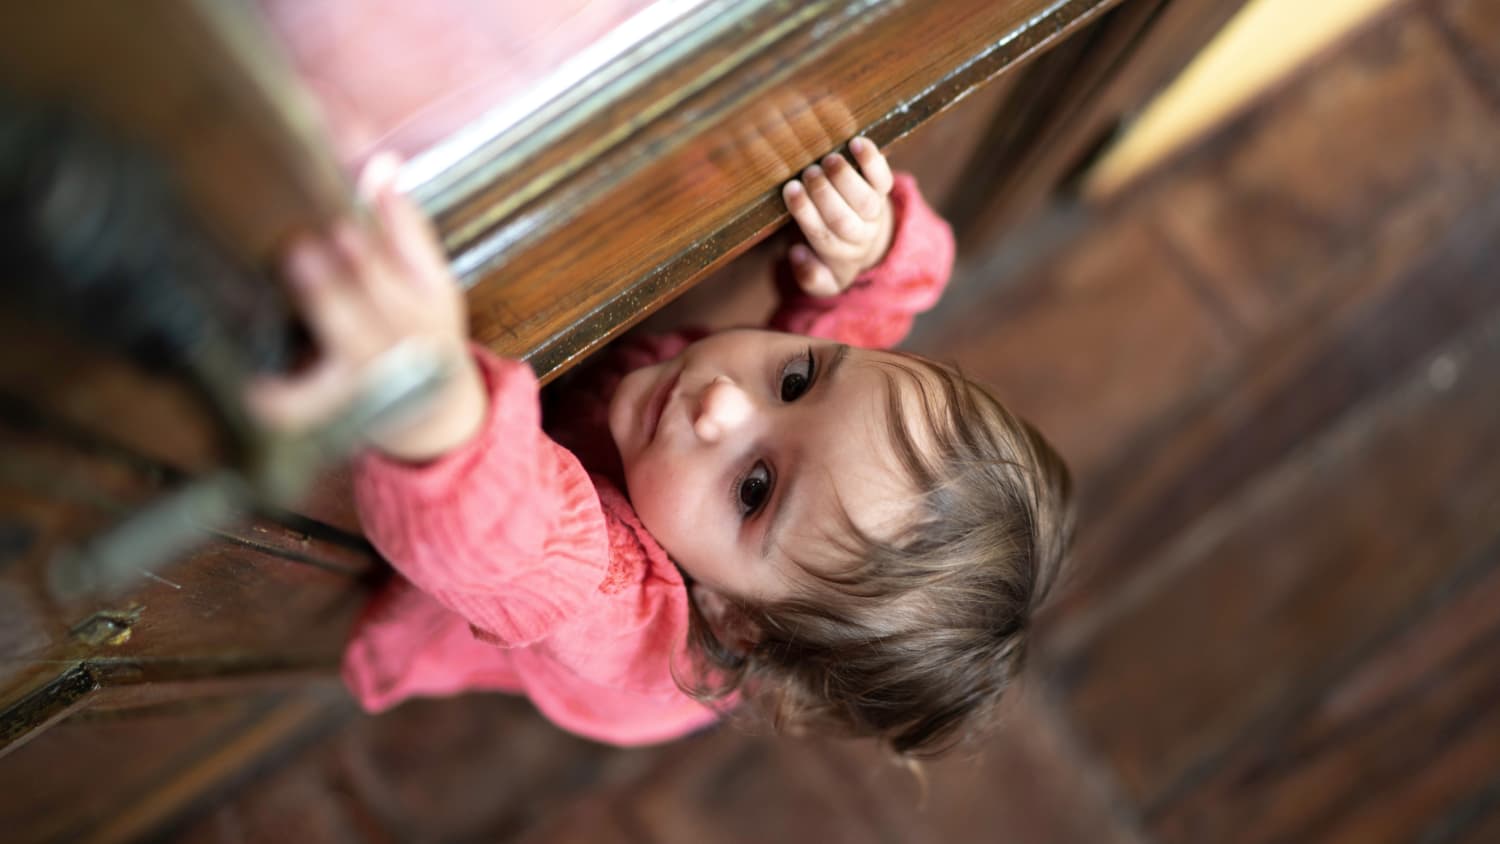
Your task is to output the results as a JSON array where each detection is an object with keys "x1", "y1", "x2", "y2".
[
  {"x1": 0, "y1": 398, "x2": 374, "y2": 758},
  {"x1": 1050, "y1": 226, "x2": 1500, "y2": 823},
  {"x1": 950, "y1": 0, "x2": 1249, "y2": 248},
  {"x1": 1048, "y1": 7, "x2": 1500, "y2": 636},
  {"x1": 0, "y1": 1, "x2": 351, "y2": 266},
  {"x1": 1148, "y1": 539, "x2": 1500, "y2": 843},
  {"x1": 443, "y1": 0, "x2": 1125, "y2": 382}
]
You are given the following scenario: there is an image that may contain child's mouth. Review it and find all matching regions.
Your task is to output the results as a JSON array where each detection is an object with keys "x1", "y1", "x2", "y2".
[{"x1": 643, "y1": 367, "x2": 680, "y2": 445}]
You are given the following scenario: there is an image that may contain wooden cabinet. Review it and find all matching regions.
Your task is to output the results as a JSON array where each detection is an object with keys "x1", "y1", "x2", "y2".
[{"x1": 0, "y1": 0, "x2": 1243, "y2": 839}]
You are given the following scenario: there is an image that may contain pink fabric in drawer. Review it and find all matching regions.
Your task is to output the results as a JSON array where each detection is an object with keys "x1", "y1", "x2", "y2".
[{"x1": 257, "y1": 0, "x2": 663, "y2": 169}]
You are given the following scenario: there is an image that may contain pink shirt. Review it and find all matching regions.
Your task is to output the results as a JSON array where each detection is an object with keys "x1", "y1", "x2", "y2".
[{"x1": 344, "y1": 174, "x2": 955, "y2": 745}]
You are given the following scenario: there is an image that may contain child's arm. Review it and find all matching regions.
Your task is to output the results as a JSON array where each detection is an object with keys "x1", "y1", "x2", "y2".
[
  {"x1": 769, "y1": 138, "x2": 955, "y2": 349},
  {"x1": 247, "y1": 159, "x2": 613, "y2": 647}
]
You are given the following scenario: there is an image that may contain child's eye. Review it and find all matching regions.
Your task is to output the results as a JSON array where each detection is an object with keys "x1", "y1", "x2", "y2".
[
  {"x1": 735, "y1": 461, "x2": 773, "y2": 518},
  {"x1": 779, "y1": 347, "x2": 817, "y2": 402}
]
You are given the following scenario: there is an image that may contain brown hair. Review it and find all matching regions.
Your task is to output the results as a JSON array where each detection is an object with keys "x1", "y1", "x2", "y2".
[{"x1": 679, "y1": 354, "x2": 1074, "y2": 757}]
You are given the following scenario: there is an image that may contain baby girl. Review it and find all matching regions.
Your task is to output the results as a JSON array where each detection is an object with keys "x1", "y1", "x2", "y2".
[{"x1": 249, "y1": 138, "x2": 1073, "y2": 756}]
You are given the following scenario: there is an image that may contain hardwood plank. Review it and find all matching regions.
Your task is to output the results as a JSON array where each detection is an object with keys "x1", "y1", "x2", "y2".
[
  {"x1": 0, "y1": 688, "x2": 346, "y2": 844},
  {"x1": 947, "y1": 0, "x2": 1167, "y2": 244},
  {"x1": 953, "y1": 0, "x2": 1250, "y2": 244},
  {"x1": 0, "y1": 406, "x2": 178, "y2": 698},
  {"x1": 1054, "y1": 186, "x2": 1500, "y2": 647},
  {"x1": 168, "y1": 695, "x2": 634, "y2": 842},
  {"x1": 520, "y1": 686, "x2": 1145, "y2": 844},
  {"x1": 618, "y1": 731, "x2": 899, "y2": 844},
  {"x1": 1434, "y1": 0, "x2": 1500, "y2": 109},
  {"x1": 183, "y1": 675, "x2": 1143, "y2": 844},
  {"x1": 908, "y1": 214, "x2": 1235, "y2": 475},
  {"x1": 1446, "y1": 797, "x2": 1500, "y2": 844},
  {"x1": 0, "y1": 402, "x2": 373, "y2": 758},
  {"x1": 0, "y1": 695, "x2": 266, "y2": 842},
  {"x1": 513, "y1": 798, "x2": 642, "y2": 844},
  {"x1": 812, "y1": 685, "x2": 1147, "y2": 844},
  {"x1": 332, "y1": 697, "x2": 622, "y2": 841},
  {"x1": 0, "y1": 412, "x2": 369, "y2": 674},
  {"x1": 1050, "y1": 302, "x2": 1500, "y2": 811},
  {"x1": 1147, "y1": 10, "x2": 1500, "y2": 334},
  {"x1": 1044, "y1": 7, "x2": 1500, "y2": 633},
  {"x1": 1085, "y1": 0, "x2": 1409, "y2": 196},
  {"x1": 166, "y1": 757, "x2": 381, "y2": 844},
  {"x1": 1259, "y1": 633, "x2": 1500, "y2": 844},
  {"x1": 1148, "y1": 542, "x2": 1500, "y2": 843}
]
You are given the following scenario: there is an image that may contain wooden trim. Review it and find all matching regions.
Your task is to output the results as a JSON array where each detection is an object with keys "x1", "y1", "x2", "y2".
[
  {"x1": 945, "y1": 0, "x2": 1173, "y2": 244},
  {"x1": 0, "y1": 664, "x2": 98, "y2": 760},
  {"x1": 436, "y1": 0, "x2": 1126, "y2": 382},
  {"x1": 0, "y1": 1, "x2": 351, "y2": 264}
]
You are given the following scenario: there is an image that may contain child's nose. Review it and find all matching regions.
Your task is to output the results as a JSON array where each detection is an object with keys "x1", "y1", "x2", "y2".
[{"x1": 692, "y1": 376, "x2": 753, "y2": 443}]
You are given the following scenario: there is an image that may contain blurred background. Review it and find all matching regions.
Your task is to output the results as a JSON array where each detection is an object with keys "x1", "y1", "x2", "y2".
[{"x1": 1, "y1": 0, "x2": 1496, "y2": 841}]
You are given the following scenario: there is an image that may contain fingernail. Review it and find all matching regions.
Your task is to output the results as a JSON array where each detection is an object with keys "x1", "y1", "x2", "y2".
[
  {"x1": 850, "y1": 136, "x2": 871, "y2": 153},
  {"x1": 790, "y1": 244, "x2": 808, "y2": 264},
  {"x1": 358, "y1": 152, "x2": 403, "y2": 198},
  {"x1": 822, "y1": 154, "x2": 844, "y2": 170},
  {"x1": 804, "y1": 164, "x2": 823, "y2": 181},
  {"x1": 784, "y1": 180, "x2": 803, "y2": 197}
]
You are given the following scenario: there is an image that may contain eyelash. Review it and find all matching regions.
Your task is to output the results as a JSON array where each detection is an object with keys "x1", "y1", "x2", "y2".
[
  {"x1": 778, "y1": 346, "x2": 817, "y2": 402},
  {"x1": 732, "y1": 347, "x2": 817, "y2": 520}
]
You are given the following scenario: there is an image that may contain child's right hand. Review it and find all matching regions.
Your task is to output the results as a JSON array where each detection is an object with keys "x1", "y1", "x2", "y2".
[
  {"x1": 781, "y1": 136, "x2": 896, "y2": 297},
  {"x1": 246, "y1": 155, "x2": 488, "y2": 463}
]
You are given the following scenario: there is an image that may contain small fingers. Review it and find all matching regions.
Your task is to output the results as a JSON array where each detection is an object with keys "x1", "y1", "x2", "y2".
[
  {"x1": 360, "y1": 152, "x2": 451, "y2": 292},
  {"x1": 372, "y1": 179, "x2": 451, "y2": 292},
  {"x1": 783, "y1": 179, "x2": 834, "y2": 246},
  {"x1": 331, "y1": 222, "x2": 377, "y2": 288},
  {"x1": 282, "y1": 236, "x2": 373, "y2": 357},
  {"x1": 822, "y1": 153, "x2": 884, "y2": 220},
  {"x1": 244, "y1": 360, "x2": 354, "y2": 434},
  {"x1": 801, "y1": 164, "x2": 864, "y2": 241},
  {"x1": 849, "y1": 137, "x2": 894, "y2": 196},
  {"x1": 357, "y1": 152, "x2": 401, "y2": 201},
  {"x1": 789, "y1": 244, "x2": 841, "y2": 297}
]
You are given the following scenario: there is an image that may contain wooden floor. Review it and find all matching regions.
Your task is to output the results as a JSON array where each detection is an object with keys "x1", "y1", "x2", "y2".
[{"x1": 163, "y1": 0, "x2": 1500, "y2": 841}]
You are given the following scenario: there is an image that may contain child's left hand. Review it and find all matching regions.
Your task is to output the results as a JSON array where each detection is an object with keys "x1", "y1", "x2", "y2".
[{"x1": 781, "y1": 136, "x2": 895, "y2": 297}]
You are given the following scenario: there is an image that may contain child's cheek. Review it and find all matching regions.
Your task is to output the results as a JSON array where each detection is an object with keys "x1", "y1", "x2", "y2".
[
  {"x1": 627, "y1": 454, "x2": 701, "y2": 558},
  {"x1": 607, "y1": 367, "x2": 654, "y2": 459}
]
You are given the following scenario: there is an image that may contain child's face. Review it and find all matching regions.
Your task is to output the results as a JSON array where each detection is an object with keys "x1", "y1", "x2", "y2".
[{"x1": 609, "y1": 329, "x2": 929, "y2": 603}]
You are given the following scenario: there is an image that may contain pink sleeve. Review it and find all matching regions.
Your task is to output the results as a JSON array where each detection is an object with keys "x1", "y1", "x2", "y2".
[
  {"x1": 768, "y1": 173, "x2": 955, "y2": 349},
  {"x1": 352, "y1": 343, "x2": 611, "y2": 647}
]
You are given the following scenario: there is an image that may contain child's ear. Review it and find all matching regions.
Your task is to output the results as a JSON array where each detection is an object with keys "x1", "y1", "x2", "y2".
[{"x1": 691, "y1": 584, "x2": 762, "y2": 655}]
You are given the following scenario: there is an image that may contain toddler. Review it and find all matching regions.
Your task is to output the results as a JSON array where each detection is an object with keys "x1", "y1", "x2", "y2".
[{"x1": 249, "y1": 138, "x2": 1073, "y2": 756}]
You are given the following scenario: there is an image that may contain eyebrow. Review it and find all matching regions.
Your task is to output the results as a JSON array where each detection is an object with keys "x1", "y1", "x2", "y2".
[{"x1": 761, "y1": 343, "x2": 851, "y2": 559}]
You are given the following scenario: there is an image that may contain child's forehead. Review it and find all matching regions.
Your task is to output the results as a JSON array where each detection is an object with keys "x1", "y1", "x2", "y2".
[
  {"x1": 775, "y1": 351, "x2": 941, "y2": 562},
  {"x1": 846, "y1": 349, "x2": 949, "y2": 433},
  {"x1": 772, "y1": 462, "x2": 921, "y2": 585}
]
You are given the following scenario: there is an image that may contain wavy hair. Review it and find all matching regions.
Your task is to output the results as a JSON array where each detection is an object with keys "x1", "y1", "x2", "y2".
[{"x1": 678, "y1": 353, "x2": 1074, "y2": 756}]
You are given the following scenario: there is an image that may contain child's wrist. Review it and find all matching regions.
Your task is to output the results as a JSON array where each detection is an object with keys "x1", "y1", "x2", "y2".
[{"x1": 368, "y1": 355, "x2": 488, "y2": 463}]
